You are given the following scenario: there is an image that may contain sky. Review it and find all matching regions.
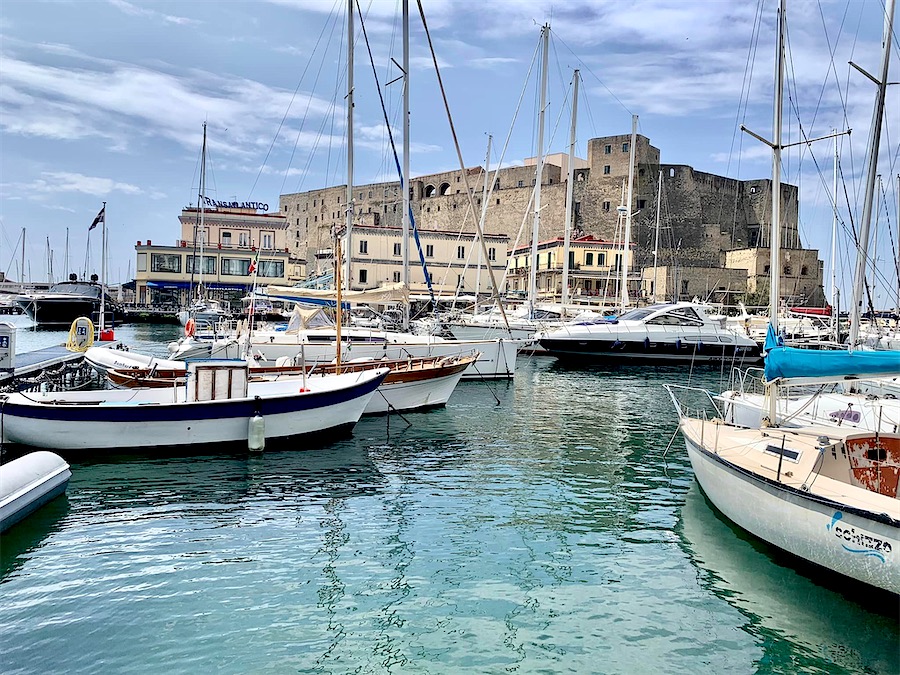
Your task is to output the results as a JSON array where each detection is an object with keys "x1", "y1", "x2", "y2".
[{"x1": 0, "y1": 0, "x2": 897, "y2": 307}]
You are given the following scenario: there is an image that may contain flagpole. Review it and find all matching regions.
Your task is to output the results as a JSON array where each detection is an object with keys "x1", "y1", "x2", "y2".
[{"x1": 100, "y1": 201, "x2": 107, "y2": 333}]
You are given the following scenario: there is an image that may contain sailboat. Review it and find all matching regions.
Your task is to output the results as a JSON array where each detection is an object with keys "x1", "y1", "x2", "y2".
[
  {"x1": 176, "y1": 123, "x2": 230, "y2": 330},
  {"x1": 238, "y1": 0, "x2": 521, "y2": 380},
  {"x1": 666, "y1": 0, "x2": 900, "y2": 593}
]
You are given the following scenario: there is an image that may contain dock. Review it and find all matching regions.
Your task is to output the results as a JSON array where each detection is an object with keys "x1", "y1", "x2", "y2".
[{"x1": 0, "y1": 345, "x2": 85, "y2": 386}]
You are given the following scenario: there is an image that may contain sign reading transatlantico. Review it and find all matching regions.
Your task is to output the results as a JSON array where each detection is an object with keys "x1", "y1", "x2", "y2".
[{"x1": 203, "y1": 196, "x2": 269, "y2": 212}]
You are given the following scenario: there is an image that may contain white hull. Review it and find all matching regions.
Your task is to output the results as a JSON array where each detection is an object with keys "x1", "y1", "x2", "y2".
[
  {"x1": 720, "y1": 390, "x2": 900, "y2": 432},
  {"x1": 248, "y1": 336, "x2": 519, "y2": 380},
  {"x1": 363, "y1": 368, "x2": 464, "y2": 414},
  {"x1": 84, "y1": 346, "x2": 184, "y2": 375},
  {"x1": 1, "y1": 370, "x2": 385, "y2": 452},
  {"x1": 0, "y1": 451, "x2": 71, "y2": 532},
  {"x1": 448, "y1": 324, "x2": 543, "y2": 351},
  {"x1": 681, "y1": 423, "x2": 899, "y2": 592}
]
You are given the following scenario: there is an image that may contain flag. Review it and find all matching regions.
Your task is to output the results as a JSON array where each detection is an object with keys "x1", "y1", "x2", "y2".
[
  {"x1": 89, "y1": 206, "x2": 105, "y2": 231},
  {"x1": 248, "y1": 247, "x2": 260, "y2": 275}
]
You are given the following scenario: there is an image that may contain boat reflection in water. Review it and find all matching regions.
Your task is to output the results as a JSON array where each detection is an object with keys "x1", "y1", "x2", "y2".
[
  {"x1": 0, "y1": 494, "x2": 70, "y2": 579},
  {"x1": 678, "y1": 484, "x2": 899, "y2": 674}
]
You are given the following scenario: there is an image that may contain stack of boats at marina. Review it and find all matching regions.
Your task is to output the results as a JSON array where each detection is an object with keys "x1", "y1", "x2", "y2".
[{"x1": 666, "y1": 0, "x2": 899, "y2": 595}]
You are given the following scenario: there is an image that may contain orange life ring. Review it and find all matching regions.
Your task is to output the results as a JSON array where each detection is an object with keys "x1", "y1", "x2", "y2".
[{"x1": 185, "y1": 318, "x2": 196, "y2": 337}]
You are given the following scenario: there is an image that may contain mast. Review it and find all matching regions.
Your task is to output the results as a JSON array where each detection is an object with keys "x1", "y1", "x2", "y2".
[
  {"x1": 769, "y1": 1, "x2": 785, "y2": 338},
  {"x1": 46, "y1": 237, "x2": 51, "y2": 283},
  {"x1": 620, "y1": 114, "x2": 637, "y2": 309},
  {"x1": 652, "y1": 169, "x2": 663, "y2": 303},
  {"x1": 99, "y1": 201, "x2": 107, "y2": 331},
  {"x1": 65, "y1": 228, "x2": 69, "y2": 280},
  {"x1": 528, "y1": 23, "x2": 550, "y2": 320},
  {"x1": 198, "y1": 122, "x2": 207, "y2": 305},
  {"x1": 401, "y1": 0, "x2": 410, "y2": 330},
  {"x1": 849, "y1": 0, "x2": 895, "y2": 345},
  {"x1": 475, "y1": 134, "x2": 493, "y2": 315},
  {"x1": 344, "y1": 0, "x2": 355, "y2": 291},
  {"x1": 20, "y1": 228, "x2": 25, "y2": 285},
  {"x1": 830, "y1": 130, "x2": 838, "y2": 313},
  {"x1": 562, "y1": 69, "x2": 579, "y2": 310}
]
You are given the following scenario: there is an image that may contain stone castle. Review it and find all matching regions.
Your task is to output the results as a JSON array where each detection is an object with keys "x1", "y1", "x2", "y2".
[{"x1": 280, "y1": 132, "x2": 824, "y2": 305}]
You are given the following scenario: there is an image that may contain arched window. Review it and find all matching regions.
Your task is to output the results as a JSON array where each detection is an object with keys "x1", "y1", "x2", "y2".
[
  {"x1": 424, "y1": 184, "x2": 436, "y2": 197},
  {"x1": 439, "y1": 182, "x2": 451, "y2": 196}
]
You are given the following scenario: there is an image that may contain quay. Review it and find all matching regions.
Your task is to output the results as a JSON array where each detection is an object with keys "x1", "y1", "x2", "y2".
[{"x1": 0, "y1": 345, "x2": 88, "y2": 388}]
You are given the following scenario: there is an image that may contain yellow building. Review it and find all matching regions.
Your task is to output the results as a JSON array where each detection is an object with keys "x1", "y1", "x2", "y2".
[
  {"x1": 134, "y1": 206, "x2": 304, "y2": 307},
  {"x1": 507, "y1": 235, "x2": 637, "y2": 303},
  {"x1": 321, "y1": 224, "x2": 509, "y2": 296}
]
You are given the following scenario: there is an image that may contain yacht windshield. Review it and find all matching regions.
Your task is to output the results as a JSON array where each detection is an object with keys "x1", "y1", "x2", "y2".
[{"x1": 617, "y1": 308, "x2": 654, "y2": 322}]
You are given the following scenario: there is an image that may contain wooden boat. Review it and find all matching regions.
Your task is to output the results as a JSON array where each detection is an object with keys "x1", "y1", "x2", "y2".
[
  {"x1": 0, "y1": 361, "x2": 387, "y2": 452},
  {"x1": 0, "y1": 451, "x2": 71, "y2": 532},
  {"x1": 106, "y1": 353, "x2": 478, "y2": 414}
]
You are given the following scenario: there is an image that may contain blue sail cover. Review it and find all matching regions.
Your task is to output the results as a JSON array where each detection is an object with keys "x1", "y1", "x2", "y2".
[{"x1": 765, "y1": 344, "x2": 900, "y2": 383}]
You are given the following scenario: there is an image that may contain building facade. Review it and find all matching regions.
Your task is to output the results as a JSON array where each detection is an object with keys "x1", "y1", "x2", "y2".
[
  {"x1": 134, "y1": 206, "x2": 304, "y2": 307},
  {"x1": 336, "y1": 225, "x2": 508, "y2": 297},
  {"x1": 507, "y1": 236, "x2": 636, "y2": 303},
  {"x1": 280, "y1": 131, "x2": 824, "y2": 304}
]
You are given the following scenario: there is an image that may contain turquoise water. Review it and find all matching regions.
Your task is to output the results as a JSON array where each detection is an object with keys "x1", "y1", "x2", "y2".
[{"x1": 1, "y1": 321, "x2": 897, "y2": 674}]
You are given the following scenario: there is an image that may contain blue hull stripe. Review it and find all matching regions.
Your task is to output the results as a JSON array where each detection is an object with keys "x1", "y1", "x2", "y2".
[{"x1": 4, "y1": 374, "x2": 384, "y2": 423}]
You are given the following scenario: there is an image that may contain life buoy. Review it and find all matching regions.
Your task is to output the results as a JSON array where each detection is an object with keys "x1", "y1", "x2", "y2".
[{"x1": 185, "y1": 318, "x2": 196, "y2": 337}]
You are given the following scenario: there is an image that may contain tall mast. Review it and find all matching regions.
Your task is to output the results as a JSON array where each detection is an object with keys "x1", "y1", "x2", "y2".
[
  {"x1": 830, "y1": 130, "x2": 838, "y2": 310},
  {"x1": 528, "y1": 23, "x2": 550, "y2": 320},
  {"x1": 769, "y1": 0, "x2": 785, "y2": 336},
  {"x1": 65, "y1": 228, "x2": 69, "y2": 280},
  {"x1": 561, "y1": 69, "x2": 579, "y2": 310},
  {"x1": 652, "y1": 169, "x2": 663, "y2": 303},
  {"x1": 20, "y1": 228, "x2": 25, "y2": 285},
  {"x1": 620, "y1": 114, "x2": 637, "y2": 309},
  {"x1": 198, "y1": 122, "x2": 207, "y2": 303},
  {"x1": 99, "y1": 201, "x2": 107, "y2": 331},
  {"x1": 401, "y1": 0, "x2": 410, "y2": 329},
  {"x1": 849, "y1": 0, "x2": 895, "y2": 345},
  {"x1": 476, "y1": 134, "x2": 492, "y2": 315},
  {"x1": 344, "y1": 0, "x2": 355, "y2": 291}
]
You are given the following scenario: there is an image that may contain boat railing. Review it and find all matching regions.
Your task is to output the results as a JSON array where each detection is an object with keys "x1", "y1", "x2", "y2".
[
  {"x1": 663, "y1": 383, "x2": 724, "y2": 421},
  {"x1": 728, "y1": 366, "x2": 767, "y2": 396}
]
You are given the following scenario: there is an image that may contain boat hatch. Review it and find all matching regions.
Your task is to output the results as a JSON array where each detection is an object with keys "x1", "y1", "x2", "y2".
[{"x1": 763, "y1": 443, "x2": 802, "y2": 463}]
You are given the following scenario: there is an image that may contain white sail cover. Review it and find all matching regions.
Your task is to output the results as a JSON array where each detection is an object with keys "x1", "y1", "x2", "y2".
[{"x1": 265, "y1": 283, "x2": 409, "y2": 305}]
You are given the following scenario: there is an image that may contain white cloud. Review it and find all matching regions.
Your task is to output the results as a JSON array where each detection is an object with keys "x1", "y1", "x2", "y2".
[
  {"x1": 106, "y1": 0, "x2": 198, "y2": 26},
  {"x1": 3, "y1": 171, "x2": 145, "y2": 198}
]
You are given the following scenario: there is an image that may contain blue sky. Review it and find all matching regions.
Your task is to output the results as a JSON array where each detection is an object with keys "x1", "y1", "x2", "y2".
[{"x1": 1, "y1": 0, "x2": 897, "y2": 307}]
